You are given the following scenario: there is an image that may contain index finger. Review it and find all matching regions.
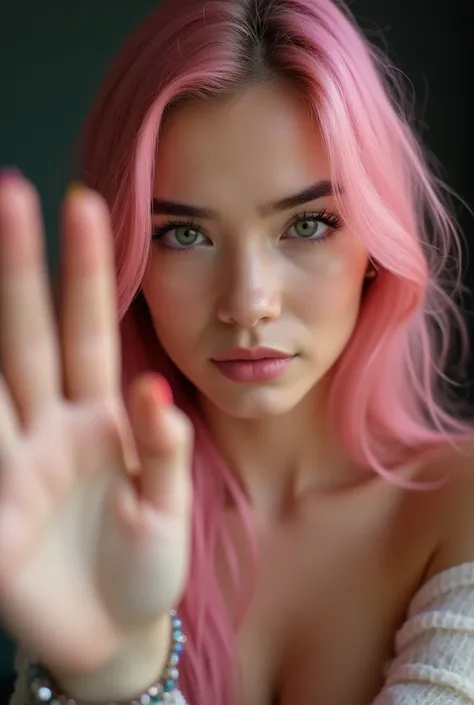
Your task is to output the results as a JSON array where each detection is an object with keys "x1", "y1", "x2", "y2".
[{"x1": 0, "y1": 175, "x2": 61, "y2": 422}]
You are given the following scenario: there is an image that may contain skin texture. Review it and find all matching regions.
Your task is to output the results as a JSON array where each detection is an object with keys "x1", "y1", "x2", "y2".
[{"x1": 143, "y1": 82, "x2": 369, "y2": 506}]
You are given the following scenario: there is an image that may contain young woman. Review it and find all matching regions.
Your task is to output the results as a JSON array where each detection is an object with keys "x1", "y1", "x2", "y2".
[{"x1": 1, "y1": 0, "x2": 473, "y2": 703}]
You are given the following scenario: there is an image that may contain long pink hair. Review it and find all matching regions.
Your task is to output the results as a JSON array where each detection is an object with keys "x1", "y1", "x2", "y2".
[{"x1": 78, "y1": 0, "x2": 473, "y2": 700}]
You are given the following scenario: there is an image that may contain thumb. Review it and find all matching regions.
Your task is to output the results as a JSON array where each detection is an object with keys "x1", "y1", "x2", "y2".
[{"x1": 127, "y1": 374, "x2": 193, "y2": 517}]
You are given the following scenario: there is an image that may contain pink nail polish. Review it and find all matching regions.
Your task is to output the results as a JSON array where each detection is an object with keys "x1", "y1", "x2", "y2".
[
  {"x1": 151, "y1": 375, "x2": 173, "y2": 407},
  {"x1": 0, "y1": 167, "x2": 23, "y2": 183}
]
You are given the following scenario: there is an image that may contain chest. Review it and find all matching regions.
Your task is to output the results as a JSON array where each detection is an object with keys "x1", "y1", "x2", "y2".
[{"x1": 233, "y1": 483, "x2": 442, "y2": 705}]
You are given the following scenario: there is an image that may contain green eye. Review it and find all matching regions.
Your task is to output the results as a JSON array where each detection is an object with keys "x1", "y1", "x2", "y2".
[
  {"x1": 291, "y1": 219, "x2": 320, "y2": 239},
  {"x1": 151, "y1": 220, "x2": 207, "y2": 250},
  {"x1": 174, "y1": 226, "x2": 200, "y2": 246}
]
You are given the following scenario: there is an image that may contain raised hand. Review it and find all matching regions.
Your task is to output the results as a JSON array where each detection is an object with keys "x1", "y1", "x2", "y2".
[{"x1": 0, "y1": 172, "x2": 193, "y2": 679}]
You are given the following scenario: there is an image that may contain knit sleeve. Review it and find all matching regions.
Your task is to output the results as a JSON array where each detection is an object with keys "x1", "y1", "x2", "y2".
[{"x1": 372, "y1": 561, "x2": 474, "y2": 704}]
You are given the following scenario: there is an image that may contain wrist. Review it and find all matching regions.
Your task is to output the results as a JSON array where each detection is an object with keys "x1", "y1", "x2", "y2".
[{"x1": 44, "y1": 614, "x2": 174, "y2": 703}]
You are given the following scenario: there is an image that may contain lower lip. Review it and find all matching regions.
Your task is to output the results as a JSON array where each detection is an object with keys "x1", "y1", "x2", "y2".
[{"x1": 212, "y1": 357, "x2": 294, "y2": 382}]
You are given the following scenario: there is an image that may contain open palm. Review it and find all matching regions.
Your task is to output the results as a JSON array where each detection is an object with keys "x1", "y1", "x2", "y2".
[{"x1": 0, "y1": 176, "x2": 192, "y2": 675}]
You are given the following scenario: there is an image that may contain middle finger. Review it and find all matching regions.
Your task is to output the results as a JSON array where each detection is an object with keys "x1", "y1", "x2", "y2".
[{"x1": 59, "y1": 186, "x2": 120, "y2": 401}]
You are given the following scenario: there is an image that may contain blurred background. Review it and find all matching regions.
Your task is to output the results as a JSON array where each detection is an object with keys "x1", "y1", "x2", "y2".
[{"x1": 0, "y1": 0, "x2": 473, "y2": 697}]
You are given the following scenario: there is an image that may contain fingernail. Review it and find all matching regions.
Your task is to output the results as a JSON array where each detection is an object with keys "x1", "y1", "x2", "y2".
[
  {"x1": 151, "y1": 375, "x2": 173, "y2": 407},
  {"x1": 0, "y1": 167, "x2": 23, "y2": 183},
  {"x1": 66, "y1": 181, "x2": 85, "y2": 197}
]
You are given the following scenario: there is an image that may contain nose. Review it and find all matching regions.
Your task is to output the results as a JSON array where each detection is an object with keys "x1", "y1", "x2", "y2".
[{"x1": 216, "y1": 245, "x2": 282, "y2": 328}]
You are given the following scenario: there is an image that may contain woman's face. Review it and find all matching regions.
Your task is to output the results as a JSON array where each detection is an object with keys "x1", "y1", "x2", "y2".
[{"x1": 142, "y1": 82, "x2": 368, "y2": 418}]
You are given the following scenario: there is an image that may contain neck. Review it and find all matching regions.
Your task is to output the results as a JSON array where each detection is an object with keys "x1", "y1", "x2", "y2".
[{"x1": 199, "y1": 380, "x2": 364, "y2": 516}]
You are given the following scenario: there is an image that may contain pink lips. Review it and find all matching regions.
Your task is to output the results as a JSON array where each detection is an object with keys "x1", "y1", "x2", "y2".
[{"x1": 211, "y1": 347, "x2": 295, "y2": 383}]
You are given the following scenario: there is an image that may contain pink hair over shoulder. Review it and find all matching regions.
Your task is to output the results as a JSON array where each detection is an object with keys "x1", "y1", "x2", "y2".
[{"x1": 77, "y1": 0, "x2": 473, "y2": 701}]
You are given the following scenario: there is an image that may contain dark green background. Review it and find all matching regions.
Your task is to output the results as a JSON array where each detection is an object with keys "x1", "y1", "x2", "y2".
[
  {"x1": 0, "y1": 2, "x2": 159, "y2": 273},
  {"x1": 0, "y1": 0, "x2": 472, "y2": 691}
]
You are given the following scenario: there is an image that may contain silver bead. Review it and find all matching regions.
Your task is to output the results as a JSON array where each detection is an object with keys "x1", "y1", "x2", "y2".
[
  {"x1": 139, "y1": 695, "x2": 151, "y2": 705},
  {"x1": 37, "y1": 685, "x2": 53, "y2": 701},
  {"x1": 148, "y1": 685, "x2": 163, "y2": 697},
  {"x1": 165, "y1": 668, "x2": 179, "y2": 680},
  {"x1": 168, "y1": 653, "x2": 179, "y2": 666}
]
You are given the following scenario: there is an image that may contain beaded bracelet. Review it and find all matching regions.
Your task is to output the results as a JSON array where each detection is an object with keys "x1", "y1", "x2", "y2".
[{"x1": 26, "y1": 610, "x2": 186, "y2": 705}]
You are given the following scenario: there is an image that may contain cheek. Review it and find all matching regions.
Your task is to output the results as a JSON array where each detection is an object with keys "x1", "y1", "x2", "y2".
[
  {"x1": 141, "y1": 255, "x2": 208, "y2": 343},
  {"x1": 291, "y1": 243, "x2": 367, "y2": 321}
]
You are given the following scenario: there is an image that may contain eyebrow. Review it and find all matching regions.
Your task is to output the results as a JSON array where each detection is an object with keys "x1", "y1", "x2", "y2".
[
  {"x1": 151, "y1": 198, "x2": 215, "y2": 220},
  {"x1": 266, "y1": 180, "x2": 334, "y2": 214},
  {"x1": 151, "y1": 180, "x2": 335, "y2": 220}
]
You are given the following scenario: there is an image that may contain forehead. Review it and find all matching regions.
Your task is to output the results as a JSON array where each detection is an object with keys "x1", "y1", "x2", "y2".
[{"x1": 154, "y1": 82, "x2": 331, "y2": 208}]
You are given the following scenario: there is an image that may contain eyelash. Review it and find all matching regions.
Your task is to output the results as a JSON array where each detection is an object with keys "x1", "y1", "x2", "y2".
[{"x1": 151, "y1": 209, "x2": 344, "y2": 250}]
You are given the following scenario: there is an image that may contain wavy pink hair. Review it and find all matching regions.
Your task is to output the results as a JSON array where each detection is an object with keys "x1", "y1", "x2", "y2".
[{"x1": 77, "y1": 0, "x2": 473, "y2": 700}]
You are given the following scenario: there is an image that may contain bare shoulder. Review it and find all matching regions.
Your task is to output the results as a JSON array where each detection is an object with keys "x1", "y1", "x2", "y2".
[{"x1": 418, "y1": 437, "x2": 474, "y2": 580}]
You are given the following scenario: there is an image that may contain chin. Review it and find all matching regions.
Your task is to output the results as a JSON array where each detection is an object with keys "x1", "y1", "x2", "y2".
[{"x1": 203, "y1": 382, "x2": 315, "y2": 419}]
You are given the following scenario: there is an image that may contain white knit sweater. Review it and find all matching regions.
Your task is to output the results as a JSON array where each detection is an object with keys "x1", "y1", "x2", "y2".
[
  {"x1": 372, "y1": 561, "x2": 474, "y2": 704},
  {"x1": 10, "y1": 562, "x2": 474, "y2": 704}
]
